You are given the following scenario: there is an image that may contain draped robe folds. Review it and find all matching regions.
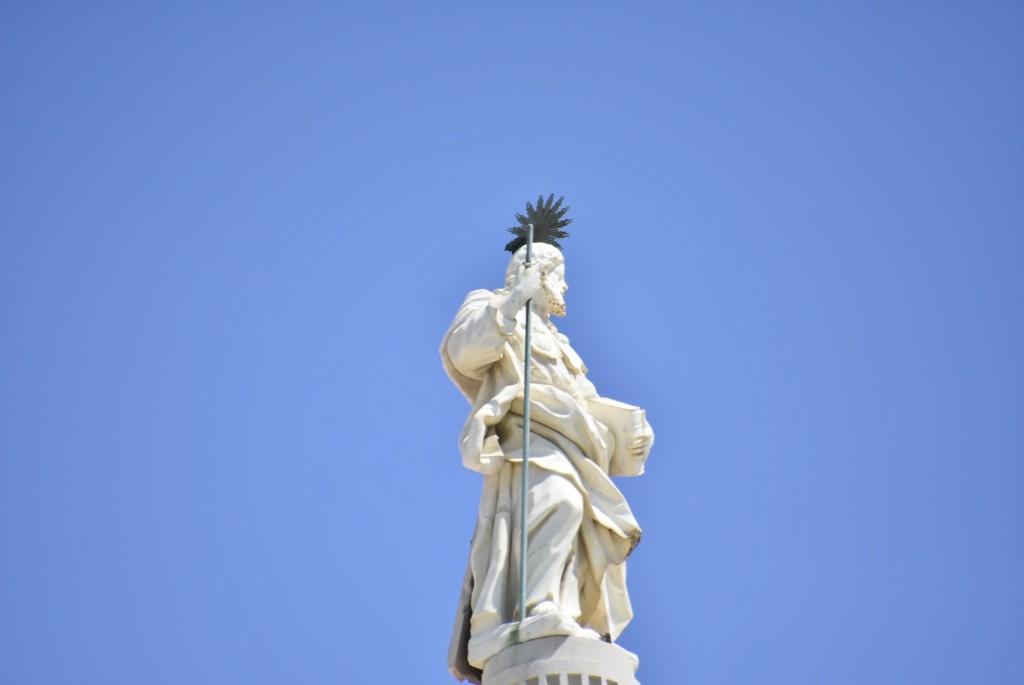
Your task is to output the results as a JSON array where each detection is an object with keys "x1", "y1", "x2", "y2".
[{"x1": 442, "y1": 289, "x2": 644, "y2": 682}]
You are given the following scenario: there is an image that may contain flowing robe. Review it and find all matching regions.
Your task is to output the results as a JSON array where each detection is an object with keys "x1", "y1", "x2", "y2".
[{"x1": 442, "y1": 289, "x2": 645, "y2": 682}]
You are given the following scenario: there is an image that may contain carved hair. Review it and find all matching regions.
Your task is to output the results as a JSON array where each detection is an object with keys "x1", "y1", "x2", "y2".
[{"x1": 504, "y1": 242, "x2": 564, "y2": 289}]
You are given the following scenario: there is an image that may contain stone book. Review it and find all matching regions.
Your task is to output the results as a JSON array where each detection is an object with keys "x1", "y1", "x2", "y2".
[{"x1": 587, "y1": 397, "x2": 652, "y2": 477}]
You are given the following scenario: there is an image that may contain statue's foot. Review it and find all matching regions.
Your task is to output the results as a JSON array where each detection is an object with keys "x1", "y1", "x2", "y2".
[
  {"x1": 529, "y1": 600, "x2": 559, "y2": 616},
  {"x1": 468, "y1": 609, "x2": 601, "y2": 670},
  {"x1": 528, "y1": 602, "x2": 600, "y2": 639}
]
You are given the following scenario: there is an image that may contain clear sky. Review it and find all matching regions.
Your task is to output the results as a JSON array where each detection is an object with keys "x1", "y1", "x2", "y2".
[{"x1": 2, "y1": 3, "x2": 1022, "y2": 684}]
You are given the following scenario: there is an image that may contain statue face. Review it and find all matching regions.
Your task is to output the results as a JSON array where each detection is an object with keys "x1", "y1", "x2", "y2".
[
  {"x1": 542, "y1": 263, "x2": 568, "y2": 317},
  {"x1": 504, "y1": 243, "x2": 567, "y2": 317}
]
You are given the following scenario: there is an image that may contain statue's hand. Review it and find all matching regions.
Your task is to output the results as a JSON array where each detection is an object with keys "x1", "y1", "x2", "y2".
[
  {"x1": 497, "y1": 263, "x2": 542, "y2": 319},
  {"x1": 627, "y1": 433, "x2": 653, "y2": 459}
]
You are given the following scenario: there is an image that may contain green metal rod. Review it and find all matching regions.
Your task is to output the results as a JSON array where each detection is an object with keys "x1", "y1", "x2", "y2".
[{"x1": 519, "y1": 222, "x2": 533, "y2": 623}]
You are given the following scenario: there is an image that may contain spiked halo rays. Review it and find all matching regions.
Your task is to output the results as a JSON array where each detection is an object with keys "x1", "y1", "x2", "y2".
[{"x1": 504, "y1": 194, "x2": 572, "y2": 253}]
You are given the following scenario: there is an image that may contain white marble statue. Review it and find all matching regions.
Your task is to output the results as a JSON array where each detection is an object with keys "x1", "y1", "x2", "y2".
[{"x1": 443, "y1": 242, "x2": 654, "y2": 682}]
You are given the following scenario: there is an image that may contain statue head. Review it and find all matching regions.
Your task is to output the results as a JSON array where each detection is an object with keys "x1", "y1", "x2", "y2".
[{"x1": 505, "y1": 242, "x2": 568, "y2": 317}]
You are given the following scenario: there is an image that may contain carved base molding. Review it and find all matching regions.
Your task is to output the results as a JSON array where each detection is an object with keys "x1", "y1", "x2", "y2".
[{"x1": 482, "y1": 636, "x2": 640, "y2": 685}]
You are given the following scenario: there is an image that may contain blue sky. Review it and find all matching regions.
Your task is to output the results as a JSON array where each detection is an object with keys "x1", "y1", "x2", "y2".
[{"x1": 2, "y1": 3, "x2": 1022, "y2": 683}]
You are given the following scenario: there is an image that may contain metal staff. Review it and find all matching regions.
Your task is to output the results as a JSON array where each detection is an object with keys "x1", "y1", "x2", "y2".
[{"x1": 519, "y1": 222, "x2": 534, "y2": 623}]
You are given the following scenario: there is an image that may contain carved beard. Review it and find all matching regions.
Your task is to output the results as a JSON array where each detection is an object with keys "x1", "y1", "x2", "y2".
[{"x1": 543, "y1": 278, "x2": 566, "y2": 317}]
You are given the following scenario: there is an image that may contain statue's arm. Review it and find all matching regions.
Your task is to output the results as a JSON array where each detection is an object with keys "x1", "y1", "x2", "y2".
[
  {"x1": 576, "y1": 373, "x2": 600, "y2": 401},
  {"x1": 444, "y1": 291, "x2": 518, "y2": 380},
  {"x1": 445, "y1": 268, "x2": 541, "y2": 379}
]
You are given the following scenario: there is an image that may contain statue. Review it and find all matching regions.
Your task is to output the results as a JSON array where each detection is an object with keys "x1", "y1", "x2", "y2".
[{"x1": 442, "y1": 196, "x2": 654, "y2": 683}]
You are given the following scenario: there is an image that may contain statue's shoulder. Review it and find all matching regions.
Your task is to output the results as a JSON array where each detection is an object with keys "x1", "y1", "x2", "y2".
[
  {"x1": 458, "y1": 288, "x2": 500, "y2": 309},
  {"x1": 447, "y1": 290, "x2": 501, "y2": 332}
]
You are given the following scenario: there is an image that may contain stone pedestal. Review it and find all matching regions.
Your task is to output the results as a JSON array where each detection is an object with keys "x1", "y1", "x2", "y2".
[{"x1": 481, "y1": 636, "x2": 640, "y2": 685}]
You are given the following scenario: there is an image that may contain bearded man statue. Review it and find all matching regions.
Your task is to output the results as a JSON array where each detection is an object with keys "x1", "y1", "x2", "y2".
[{"x1": 441, "y1": 197, "x2": 654, "y2": 683}]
